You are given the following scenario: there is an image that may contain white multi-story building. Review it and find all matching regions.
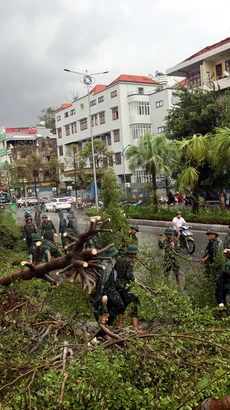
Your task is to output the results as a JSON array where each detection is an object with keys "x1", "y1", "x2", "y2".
[{"x1": 55, "y1": 74, "x2": 177, "y2": 189}]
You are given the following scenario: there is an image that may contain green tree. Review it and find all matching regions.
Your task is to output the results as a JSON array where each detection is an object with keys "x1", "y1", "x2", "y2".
[
  {"x1": 165, "y1": 85, "x2": 230, "y2": 140},
  {"x1": 45, "y1": 154, "x2": 64, "y2": 194},
  {"x1": 79, "y1": 139, "x2": 111, "y2": 168},
  {"x1": 38, "y1": 107, "x2": 56, "y2": 134},
  {"x1": 175, "y1": 134, "x2": 211, "y2": 210},
  {"x1": 125, "y1": 133, "x2": 179, "y2": 210}
]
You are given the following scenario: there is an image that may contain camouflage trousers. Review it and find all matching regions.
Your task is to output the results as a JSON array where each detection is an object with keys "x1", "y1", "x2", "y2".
[
  {"x1": 164, "y1": 258, "x2": 179, "y2": 277},
  {"x1": 107, "y1": 288, "x2": 125, "y2": 320},
  {"x1": 118, "y1": 288, "x2": 139, "y2": 318}
]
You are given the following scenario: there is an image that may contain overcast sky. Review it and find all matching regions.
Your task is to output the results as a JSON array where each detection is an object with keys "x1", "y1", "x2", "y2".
[{"x1": 1, "y1": 0, "x2": 230, "y2": 127}]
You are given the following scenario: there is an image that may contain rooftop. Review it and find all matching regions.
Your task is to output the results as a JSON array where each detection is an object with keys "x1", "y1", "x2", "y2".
[
  {"x1": 109, "y1": 74, "x2": 160, "y2": 86},
  {"x1": 182, "y1": 37, "x2": 230, "y2": 63}
]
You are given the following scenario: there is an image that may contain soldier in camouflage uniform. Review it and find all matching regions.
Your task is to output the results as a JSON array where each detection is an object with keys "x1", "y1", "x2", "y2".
[
  {"x1": 93, "y1": 247, "x2": 125, "y2": 325},
  {"x1": 66, "y1": 213, "x2": 79, "y2": 237},
  {"x1": 216, "y1": 261, "x2": 230, "y2": 308},
  {"x1": 115, "y1": 245, "x2": 146, "y2": 333},
  {"x1": 23, "y1": 216, "x2": 36, "y2": 250},
  {"x1": 58, "y1": 212, "x2": 67, "y2": 248},
  {"x1": 62, "y1": 227, "x2": 77, "y2": 254},
  {"x1": 34, "y1": 205, "x2": 42, "y2": 229},
  {"x1": 129, "y1": 225, "x2": 139, "y2": 243},
  {"x1": 41, "y1": 214, "x2": 57, "y2": 243},
  {"x1": 43, "y1": 239, "x2": 62, "y2": 258},
  {"x1": 158, "y1": 228, "x2": 180, "y2": 285},
  {"x1": 200, "y1": 228, "x2": 223, "y2": 275},
  {"x1": 28, "y1": 233, "x2": 51, "y2": 264}
]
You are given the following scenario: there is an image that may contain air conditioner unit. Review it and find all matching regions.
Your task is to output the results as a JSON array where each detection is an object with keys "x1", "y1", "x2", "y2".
[{"x1": 223, "y1": 71, "x2": 230, "y2": 78}]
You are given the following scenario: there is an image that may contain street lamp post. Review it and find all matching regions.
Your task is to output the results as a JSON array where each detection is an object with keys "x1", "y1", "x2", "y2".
[
  {"x1": 122, "y1": 144, "x2": 130, "y2": 197},
  {"x1": 64, "y1": 68, "x2": 109, "y2": 211}
]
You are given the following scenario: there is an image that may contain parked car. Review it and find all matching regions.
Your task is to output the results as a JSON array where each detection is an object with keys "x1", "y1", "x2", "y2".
[
  {"x1": 27, "y1": 197, "x2": 39, "y2": 206},
  {"x1": 45, "y1": 198, "x2": 72, "y2": 213}
]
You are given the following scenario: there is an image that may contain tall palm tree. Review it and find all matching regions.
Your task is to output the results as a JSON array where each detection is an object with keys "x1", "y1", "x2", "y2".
[
  {"x1": 125, "y1": 133, "x2": 179, "y2": 210},
  {"x1": 176, "y1": 134, "x2": 210, "y2": 210}
]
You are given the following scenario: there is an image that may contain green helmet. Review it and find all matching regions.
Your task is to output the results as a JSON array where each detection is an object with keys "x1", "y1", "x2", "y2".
[
  {"x1": 42, "y1": 214, "x2": 48, "y2": 218},
  {"x1": 206, "y1": 228, "x2": 219, "y2": 236},
  {"x1": 223, "y1": 261, "x2": 230, "y2": 273},
  {"x1": 164, "y1": 228, "x2": 174, "y2": 235},
  {"x1": 131, "y1": 225, "x2": 139, "y2": 232},
  {"x1": 125, "y1": 245, "x2": 140, "y2": 254},
  {"x1": 32, "y1": 233, "x2": 41, "y2": 241},
  {"x1": 104, "y1": 247, "x2": 118, "y2": 257}
]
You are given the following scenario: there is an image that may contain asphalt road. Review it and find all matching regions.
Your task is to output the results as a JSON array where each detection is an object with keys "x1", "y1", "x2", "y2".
[{"x1": 13, "y1": 205, "x2": 229, "y2": 263}]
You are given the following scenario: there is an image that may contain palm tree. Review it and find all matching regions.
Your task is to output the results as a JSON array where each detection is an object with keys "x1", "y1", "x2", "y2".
[
  {"x1": 125, "y1": 133, "x2": 179, "y2": 210},
  {"x1": 212, "y1": 127, "x2": 230, "y2": 172},
  {"x1": 176, "y1": 134, "x2": 210, "y2": 210}
]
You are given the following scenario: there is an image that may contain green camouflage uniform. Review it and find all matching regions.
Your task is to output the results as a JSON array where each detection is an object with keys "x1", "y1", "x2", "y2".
[
  {"x1": 93, "y1": 259, "x2": 124, "y2": 322},
  {"x1": 203, "y1": 237, "x2": 223, "y2": 275},
  {"x1": 216, "y1": 269, "x2": 230, "y2": 305},
  {"x1": 41, "y1": 220, "x2": 56, "y2": 242},
  {"x1": 28, "y1": 241, "x2": 51, "y2": 263},
  {"x1": 23, "y1": 223, "x2": 36, "y2": 249},
  {"x1": 115, "y1": 256, "x2": 139, "y2": 318},
  {"x1": 158, "y1": 237, "x2": 179, "y2": 277},
  {"x1": 67, "y1": 218, "x2": 79, "y2": 237},
  {"x1": 223, "y1": 233, "x2": 230, "y2": 249},
  {"x1": 43, "y1": 240, "x2": 62, "y2": 258}
]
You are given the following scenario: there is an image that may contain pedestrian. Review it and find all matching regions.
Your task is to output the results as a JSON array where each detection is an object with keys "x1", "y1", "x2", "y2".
[
  {"x1": 77, "y1": 197, "x2": 83, "y2": 210},
  {"x1": 158, "y1": 228, "x2": 180, "y2": 285},
  {"x1": 41, "y1": 214, "x2": 57, "y2": 243},
  {"x1": 58, "y1": 212, "x2": 67, "y2": 247},
  {"x1": 23, "y1": 203, "x2": 31, "y2": 221},
  {"x1": 23, "y1": 216, "x2": 36, "y2": 250},
  {"x1": 94, "y1": 247, "x2": 125, "y2": 326},
  {"x1": 129, "y1": 225, "x2": 139, "y2": 243},
  {"x1": 28, "y1": 233, "x2": 51, "y2": 264},
  {"x1": 67, "y1": 213, "x2": 79, "y2": 237},
  {"x1": 216, "y1": 261, "x2": 230, "y2": 309},
  {"x1": 200, "y1": 228, "x2": 223, "y2": 274},
  {"x1": 115, "y1": 245, "x2": 146, "y2": 333},
  {"x1": 34, "y1": 205, "x2": 42, "y2": 229}
]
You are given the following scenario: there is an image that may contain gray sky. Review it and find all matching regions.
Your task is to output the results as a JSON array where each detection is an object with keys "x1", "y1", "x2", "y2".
[{"x1": 1, "y1": 0, "x2": 230, "y2": 127}]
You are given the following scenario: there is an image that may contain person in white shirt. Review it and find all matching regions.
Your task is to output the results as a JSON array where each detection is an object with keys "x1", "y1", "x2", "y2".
[{"x1": 172, "y1": 211, "x2": 187, "y2": 240}]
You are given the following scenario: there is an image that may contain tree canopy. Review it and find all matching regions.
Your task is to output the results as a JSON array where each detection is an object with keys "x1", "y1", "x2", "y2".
[
  {"x1": 165, "y1": 85, "x2": 230, "y2": 140},
  {"x1": 38, "y1": 107, "x2": 56, "y2": 134}
]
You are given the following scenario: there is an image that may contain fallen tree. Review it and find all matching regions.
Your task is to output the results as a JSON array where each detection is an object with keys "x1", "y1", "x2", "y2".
[{"x1": 0, "y1": 216, "x2": 112, "y2": 290}]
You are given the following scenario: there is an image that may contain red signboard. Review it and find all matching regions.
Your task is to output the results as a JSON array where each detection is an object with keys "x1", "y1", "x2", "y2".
[{"x1": 6, "y1": 128, "x2": 37, "y2": 134}]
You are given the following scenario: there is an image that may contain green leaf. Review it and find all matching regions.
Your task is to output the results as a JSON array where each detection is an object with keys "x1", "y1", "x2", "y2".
[{"x1": 196, "y1": 379, "x2": 210, "y2": 390}]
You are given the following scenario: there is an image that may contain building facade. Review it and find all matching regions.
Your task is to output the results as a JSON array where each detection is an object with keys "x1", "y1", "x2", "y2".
[
  {"x1": 55, "y1": 74, "x2": 177, "y2": 190},
  {"x1": 166, "y1": 37, "x2": 230, "y2": 93}
]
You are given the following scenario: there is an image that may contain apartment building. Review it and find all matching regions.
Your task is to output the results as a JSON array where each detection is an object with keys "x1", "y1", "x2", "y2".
[
  {"x1": 55, "y1": 74, "x2": 176, "y2": 188},
  {"x1": 166, "y1": 37, "x2": 230, "y2": 93}
]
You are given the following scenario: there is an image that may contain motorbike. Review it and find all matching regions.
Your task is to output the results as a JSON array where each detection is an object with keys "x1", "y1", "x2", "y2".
[{"x1": 177, "y1": 226, "x2": 195, "y2": 254}]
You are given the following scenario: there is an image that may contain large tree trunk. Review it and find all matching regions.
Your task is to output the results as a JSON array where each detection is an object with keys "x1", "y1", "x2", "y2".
[{"x1": 195, "y1": 396, "x2": 230, "y2": 410}]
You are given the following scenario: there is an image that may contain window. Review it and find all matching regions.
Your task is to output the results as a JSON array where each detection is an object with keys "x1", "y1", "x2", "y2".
[
  {"x1": 80, "y1": 118, "x2": 87, "y2": 130},
  {"x1": 112, "y1": 107, "x2": 119, "y2": 120},
  {"x1": 101, "y1": 136, "x2": 106, "y2": 144},
  {"x1": 111, "y1": 90, "x2": 117, "y2": 98},
  {"x1": 115, "y1": 152, "x2": 121, "y2": 165},
  {"x1": 138, "y1": 87, "x2": 144, "y2": 95},
  {"x1": 99, "y1": 111, "x2": 106, "y2": 124},
  {"x1": 188, "y1": 72, "x2": 201, "y2": 87},
  {"x1": 98, "y1": 96, "x2": 104, "y2": 103},
  {"x1": 90, "y1": 99, "x2": 96, "y2": 106},
  {"x1": 65, "y1": 125, "x2": 70, "y2": 136},
  {"x1": 114, "y1": 130, "x2": 120, "y2": 142},
  {"x1": 130, "y1": 123, "x2": 152, "y2": 139},
  {"x1": 71, "y1": 122, "x2": 77, "y2": 134},
  {"x1": 225, "y1": 60, "x2": 230, "y2": 73},
  {"x1": 64, "y1": 112, "x2": 69, "y2": 118},
  {"x1": 57, "y1": 115, "x2": 61, "y2": 121},
  {"x1": 57, "y1": 128, "x2": 62, "y2": 138},
  {"x1": 70, "y1": 109, "x2": 76, "y2": 116},
  {"x1": 156, "y1": 100, "x2": 163, "y2": 108},
  {"x1": 59, "y1": 145, "x2": 63, "y2": 156},
  {"x1": 129, "y1": 101, "x2": 150, "y2": 116},
  {"x1": 157, "y1": 126, "x2": 165, "y2": 134},
  {"x1": 108, "y1": 135, "x2": 112, "y2": 145},
  {"x1": 216, "y1": 64, "x2": 222, "y2": 79}
]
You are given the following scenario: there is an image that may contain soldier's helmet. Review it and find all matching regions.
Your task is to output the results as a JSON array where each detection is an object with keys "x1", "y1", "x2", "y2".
[
  {"x1": 206, "y1": 228, "x2": 219, "y2": 237},
  {"x1": 67, "y1": 215, "x2": 73, "y2": 220},
  {"x1": 32, "y1": 233, "x2": 42, "y2": 241},
  {"x1": 125, "y1": 245, "x2": 140, "y2": 254},
  {"x1": 104, "y1": 247, "x2": 118, "y2": 257},
  {"x1": 131, "y1": 225, "x2": 139, "y2": 232},
  {"x1": 164, "y1": 228, "x2": 174, "y2": 235},
  {"x1": 41, "y1": 214, "x2": 48, "y2": 218},
  {"x1": 223, "y1": 261, "x2": 230, "y2": 273}
]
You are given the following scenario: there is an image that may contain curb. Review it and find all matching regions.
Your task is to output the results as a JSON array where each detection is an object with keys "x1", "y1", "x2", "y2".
[{"x1": 128, "y1": 219, "x2": 230, "y2": 233}]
